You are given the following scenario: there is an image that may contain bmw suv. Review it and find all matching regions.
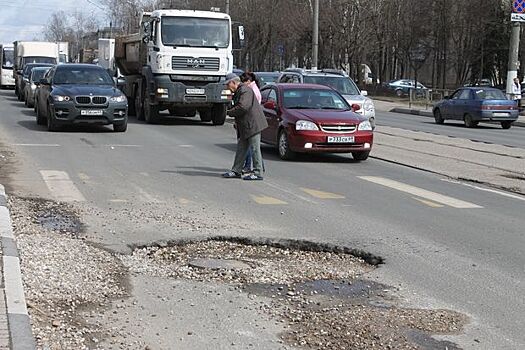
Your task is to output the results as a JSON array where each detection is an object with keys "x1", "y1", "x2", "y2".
[{"x1": 278, "y1": 69, "x2": 376, "y2": 127}]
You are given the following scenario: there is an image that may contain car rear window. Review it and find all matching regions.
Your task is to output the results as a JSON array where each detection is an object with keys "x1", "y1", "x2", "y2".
[{"x1": 474, "y1": 89, "x2": 506, "y2": 100}]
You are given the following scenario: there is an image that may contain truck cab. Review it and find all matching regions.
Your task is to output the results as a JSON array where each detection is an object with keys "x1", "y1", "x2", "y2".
[{"x1": 116, "y1": 10, "x2": 243, "y2": 125}]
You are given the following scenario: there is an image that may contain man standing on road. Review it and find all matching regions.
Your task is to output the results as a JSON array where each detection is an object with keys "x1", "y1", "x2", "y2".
[{"x1": 222, "y1": 73, "x2": 268, "y2": 181}]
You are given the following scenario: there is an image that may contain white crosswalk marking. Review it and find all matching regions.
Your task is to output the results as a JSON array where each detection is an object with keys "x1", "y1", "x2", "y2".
[
  {"x1": 358, "y1": 176, "x2": 483, "y2": 209},
  {"x1": 40, "y1": 170, "x2": 86, "y2": 202}
]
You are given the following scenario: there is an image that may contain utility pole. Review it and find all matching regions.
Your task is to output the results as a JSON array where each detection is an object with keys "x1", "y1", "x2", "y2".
[
  {"x1": 225, "y1": 0, "x2": 230, "y2": 14},
  {"x1": 312, "y1": 0, "x2": 319, "y2": 70},
  {"x1": 506, "y1": 21, "x2": 521, "y2": 98}
]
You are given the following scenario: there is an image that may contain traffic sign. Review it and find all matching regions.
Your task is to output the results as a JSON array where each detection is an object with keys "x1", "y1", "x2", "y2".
[
  {"x1": 511, "y1": 13, "x2": 525, "y2": 22},
  {"x1": 514, "y1": 0, "x2": 525, "y2": 13}
]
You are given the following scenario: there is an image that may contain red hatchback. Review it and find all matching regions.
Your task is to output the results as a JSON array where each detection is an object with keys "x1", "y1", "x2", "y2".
[{"x1": 260, "y1": 84, "x2": 374, "y2": 160}]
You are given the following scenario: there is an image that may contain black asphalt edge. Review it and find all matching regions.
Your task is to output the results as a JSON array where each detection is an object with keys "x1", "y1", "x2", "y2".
[
  {"x1": 129, "y1": 235, "x2": 384, "y2": 266},
  {"x1": 390, "y1": 107, "x2": 525, "y2": 128},
  {"x1": 0, "y1": 185, "x2": 36, "y2": 350}
]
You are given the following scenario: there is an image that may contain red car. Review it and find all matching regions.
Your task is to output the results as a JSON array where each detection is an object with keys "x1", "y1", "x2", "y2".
[{"x1": 260, "y1": 84, "x2": 373, "y2": 160}]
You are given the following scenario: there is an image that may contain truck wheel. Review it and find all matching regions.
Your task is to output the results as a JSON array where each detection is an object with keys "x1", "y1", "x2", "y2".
[
  {"x1": 144, "y1": 97, "x2": 160, "y2": 124},
  {"x1": 199, "y1": 109, "x2": 212, "y2": 122},
  {"x1": 212, "y1": 104, "x2": 227, "y2": 126}
]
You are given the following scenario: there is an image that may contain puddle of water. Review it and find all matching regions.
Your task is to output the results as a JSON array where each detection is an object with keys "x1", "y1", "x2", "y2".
[
  {"x1": 37, "y1": 213, "x2": 82, "y2": 233},
  {"x1": 406, "y1": 329, "x2": 462, "y2": 350}
]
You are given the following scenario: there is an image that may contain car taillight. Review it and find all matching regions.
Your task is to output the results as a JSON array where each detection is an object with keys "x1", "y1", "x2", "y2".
[{"x1": 482, "y1": 105, "x2": 515, "y2": 110}]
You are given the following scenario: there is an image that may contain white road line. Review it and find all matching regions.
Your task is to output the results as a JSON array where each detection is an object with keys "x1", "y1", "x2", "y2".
[
  {"x1": 178, "y1": 145, "x2": 194, "y2": 148},
  {"x1": 105, "y1": 144, "x2": 142, "y2": 148},
  {"x1": 264, "y1": 181, "x2": 318, "y2": 204},
  {"x1": 12, "y1": 144, "x2": 60, "y2": 147},
  {"x1": 441, "y1": 178, "x2": 525, "y2": 202},
  {"x1": 40, "y1": 170, "x2": 86, "y2": 202},
  {"x1": 358, "y1": 176, "x2": 483, "y2": 209}
]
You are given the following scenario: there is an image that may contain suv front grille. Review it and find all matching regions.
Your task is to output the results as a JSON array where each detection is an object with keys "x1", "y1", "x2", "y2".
[
  {"x1": 75, "y1": 96, "x2": 91, "y2": 104},
  {"x1": 75, "y1": 96, "x2": 108, "y2": 105},
  {"x1": 320, "y1": 124, "x2": 357, "y2": 133}
]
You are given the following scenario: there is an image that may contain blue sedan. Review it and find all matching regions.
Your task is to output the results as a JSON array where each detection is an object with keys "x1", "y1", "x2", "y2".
[{"x1": 433, "y1": 87, "x2": 519, "y2": 129}]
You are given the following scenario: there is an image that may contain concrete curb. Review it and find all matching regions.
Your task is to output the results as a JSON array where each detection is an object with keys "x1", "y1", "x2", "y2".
[
  {"x1": 0, "y1": 185, "x2": 36, "y2": 350},
  {"x1": 390, "y1": 107, "x2": 525, "y2": 128}
]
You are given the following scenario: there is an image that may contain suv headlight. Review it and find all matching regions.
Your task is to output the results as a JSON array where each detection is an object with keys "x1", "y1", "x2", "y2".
[
  {"x1": 358, "y1": 120, "x2": 373, "y2": 131},
  {"x1": 110, "y1": 95, "x2": 127, "y2": 103},
  {"x1": 296, "y1": 120, "x2": 319, "y2": 131},
  {"x1": 53, "y1": 95, "x2": 71, "y2": 102},
  {"x1": 363, "y1": 98, "x2": 375, "y2": 113}
]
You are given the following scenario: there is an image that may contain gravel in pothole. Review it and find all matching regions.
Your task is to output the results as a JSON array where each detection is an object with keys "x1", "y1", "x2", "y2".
[
  {"x1": 124, "y1": 240, "x2": 467, "y2": 350},
  {"x1": 121, "y1": 240, "x2": 371, "y2": 284}
]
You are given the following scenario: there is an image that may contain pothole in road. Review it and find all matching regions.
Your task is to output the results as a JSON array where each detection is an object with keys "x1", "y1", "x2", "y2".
[{"x1": 123, "y1": 236, "x2": 467, "y2": 350}]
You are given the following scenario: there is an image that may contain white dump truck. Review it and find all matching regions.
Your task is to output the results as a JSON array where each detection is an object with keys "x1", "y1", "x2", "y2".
[
  {"x1": 58, "y1": 42, "x2": 69, "y2": 63},
  {"x1": 115, "y1": 10, "x2": 244, "y2": 125},
  {"x1": 0, "y1": 44, "x2": 15, "y2": 88},
  {"x1": 13, "y1": 41, "x2": 59, "y2": 97}
]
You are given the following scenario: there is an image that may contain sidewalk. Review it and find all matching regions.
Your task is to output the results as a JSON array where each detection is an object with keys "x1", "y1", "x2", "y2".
[
  {"x1": 373, "y1": 98, "x2": 525, "y2": 127},
  {"x1": 0, "y1": 184, "x2": 35, "y2": 350}
]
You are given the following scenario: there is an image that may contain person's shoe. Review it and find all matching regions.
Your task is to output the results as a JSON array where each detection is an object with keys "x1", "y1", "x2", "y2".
[
  {"x1": 242, "y1": 174, "x2": 263, "y2": 181},
  {"x1": 222, "y1": 171, "x2": 241, "y2": 178},
  {"x1": 242, "y1": 167, "x2": 253, "y2": 175}
]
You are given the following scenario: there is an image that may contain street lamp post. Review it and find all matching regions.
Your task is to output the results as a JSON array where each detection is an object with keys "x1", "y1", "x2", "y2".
[{"x1": 312, "y1": 0, "x2": 319, "y2": 70}]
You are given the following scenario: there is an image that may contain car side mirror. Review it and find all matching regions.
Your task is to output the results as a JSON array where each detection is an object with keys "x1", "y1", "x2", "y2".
[
  {"x1": 23, "y1": 77, "x2": 29, "y2": 83},
  {"x1": 16, "y1": 70, "x2": 22, "y2": 75},
  {"x1": 444, "y1": 95, "x2": 450, "y2": 100},
  {"x1": 351, "y1": 103, "x2": 361, "y2": 112},
  {"x1": 361, "y1": 90, "x2": 368, "y2": 96},
  {"x1": 263, "y1": 100, "x2": 277, "y2": 111},
  {"x1": 39, "y1": 79, "x2": 49, "y2": 86}
]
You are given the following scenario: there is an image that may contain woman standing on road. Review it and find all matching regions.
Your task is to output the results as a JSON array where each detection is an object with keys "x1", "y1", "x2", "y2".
[
  {"x1": 512, "y1": 77, "x2": 522, "y2": 108},
  {"x1": 239, "y1": 72, "x2": 262, "y2": 173}
]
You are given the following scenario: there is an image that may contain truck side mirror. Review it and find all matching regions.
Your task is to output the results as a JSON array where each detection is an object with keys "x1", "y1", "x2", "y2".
[{"x1": 232, "y1": 23, "x2": 245, "y2": 50}]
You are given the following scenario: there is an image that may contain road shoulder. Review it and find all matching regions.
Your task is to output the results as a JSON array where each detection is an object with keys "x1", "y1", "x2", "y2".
[{"x1": 0, "y1": 184, "x2": 35, "y2": 350}]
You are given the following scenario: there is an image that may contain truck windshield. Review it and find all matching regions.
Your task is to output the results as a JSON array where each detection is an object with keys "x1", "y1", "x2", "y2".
[
  {"x1": 2, "y1": 49, "x2": 14, "y2": 69},
  {"x1": 304, "y1": 76, "x2": 361, "y2": 96},
  {"x1": 23, "y1": 57, "x2": 57, "y2": 66},
  {"x1": 161, "y1": 17, "x2": 230, "y2": 48}
]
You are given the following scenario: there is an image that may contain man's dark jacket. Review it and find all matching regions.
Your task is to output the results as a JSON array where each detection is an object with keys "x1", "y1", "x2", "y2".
[{"x1": 228, "y1": 84, "x2": 268, "y2": 139}]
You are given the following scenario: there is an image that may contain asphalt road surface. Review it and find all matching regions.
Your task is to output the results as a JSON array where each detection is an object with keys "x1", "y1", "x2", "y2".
[
  {"x1": 0, "y1": 89, "x2": 524, "y2": 349},
  {"x1": 376, "y1": 109, "x2": 525, "y2": 149}
]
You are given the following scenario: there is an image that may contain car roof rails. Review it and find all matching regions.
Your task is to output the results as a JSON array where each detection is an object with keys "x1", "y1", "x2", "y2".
[
  {"x1": 283, "y1": 68, "x2": 305, "y2": 73},
  {"x1": 320, "y1": 68, "x2": 347, "y2": 76}
]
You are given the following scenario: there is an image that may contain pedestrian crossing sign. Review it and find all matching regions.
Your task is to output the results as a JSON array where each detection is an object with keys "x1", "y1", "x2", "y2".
[
  {"x1": 514, "y1": 0, "x2": 525, "y2": 13},
  {"x1": 512, "y1": 0, "x2": 525, "y2": 21}
]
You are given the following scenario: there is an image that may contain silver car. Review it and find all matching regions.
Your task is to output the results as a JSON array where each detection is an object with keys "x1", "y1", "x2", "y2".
[{"x1": 24, "y1": 67, "x2": 51, "y2": 108}]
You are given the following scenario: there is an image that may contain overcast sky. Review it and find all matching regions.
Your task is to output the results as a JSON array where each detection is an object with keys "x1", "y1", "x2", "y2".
[{"x1": 0, "y1": 0, "x2": 105, "y2": 44}]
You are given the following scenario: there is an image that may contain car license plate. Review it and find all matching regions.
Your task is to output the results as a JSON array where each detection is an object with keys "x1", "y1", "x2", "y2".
[
  {"x1": 327, "y1": 136, "x2": 354, "y2": 143},
  {"x1": 186, "y1": 88, "x2": 205, "y2": 95},
  {"x1": 493, "y1": 112, "x2": 510, "y2": 117},
  {"x1": 81, "y1": 110, "x2": 104, "y2": 116}
]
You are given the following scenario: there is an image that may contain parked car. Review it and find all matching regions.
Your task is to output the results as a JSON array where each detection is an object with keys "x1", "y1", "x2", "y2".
[
  {"x1": 255, "y1": 72, "x2": 280, "y2": 86},
  {"x1": 433, "y1": 87, "x2": 518, "y2": 129},
  {"x1": 386, "y1": 79, "x2": 427, "y2": 97},
  {"x1": 34, "y1": 64, "x2": 128, "y2": 132},
  {"x1": 278, "y1": 68, "x2": 376, "y2": 128},
  {"x1": 18, "y1": 63, "x2": 55, "y2": 102},
  {"x1": 260, "y1": 83, "x2": 373, "y2": 161},
  {"x1": 23, "y1": 67, "x2": 51, "y2": 108}
]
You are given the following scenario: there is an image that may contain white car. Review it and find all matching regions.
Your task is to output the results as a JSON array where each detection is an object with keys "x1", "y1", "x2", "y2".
[{"x1": 278, "y1": 69, "x2": 376, "y2": 128}]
